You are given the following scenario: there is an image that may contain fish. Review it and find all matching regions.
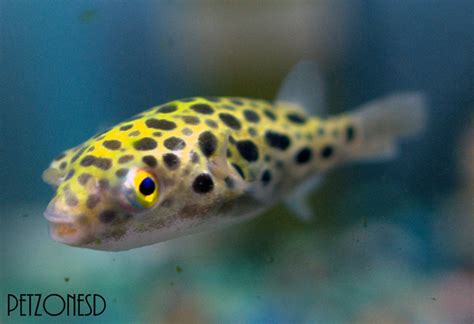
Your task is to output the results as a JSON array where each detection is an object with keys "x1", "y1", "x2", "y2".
[{"x1": 42, "y1": 61, "x2": 427, "y2": 251}]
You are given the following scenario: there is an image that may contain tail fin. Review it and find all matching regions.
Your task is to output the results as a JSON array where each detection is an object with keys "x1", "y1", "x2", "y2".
[{"x1": 350, "y1": 92, "x2": 427, "y2": 161}]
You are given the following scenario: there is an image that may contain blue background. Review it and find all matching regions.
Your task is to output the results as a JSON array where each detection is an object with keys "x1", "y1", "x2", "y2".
[{"x1": 1, "y1": 1, "x2": 473, "y2": 323}]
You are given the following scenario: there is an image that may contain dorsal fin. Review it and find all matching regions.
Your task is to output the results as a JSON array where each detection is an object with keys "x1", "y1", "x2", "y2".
[{"x1": 275, "y1": 60, "x2": 326, "y2": 116}]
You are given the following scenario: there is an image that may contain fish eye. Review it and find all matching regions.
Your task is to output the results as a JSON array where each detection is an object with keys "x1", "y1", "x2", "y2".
[
  {"x1": 139, "y1": 177, "x2": 155, "y2": 196},
  {"x1": 126, "y1": 169, "x2": 159, "y2": 209}
]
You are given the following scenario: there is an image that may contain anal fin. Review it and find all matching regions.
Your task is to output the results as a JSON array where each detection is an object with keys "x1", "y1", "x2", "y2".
[{"x1": 285, "y1": 176, "x2": 322, "y2": 222}]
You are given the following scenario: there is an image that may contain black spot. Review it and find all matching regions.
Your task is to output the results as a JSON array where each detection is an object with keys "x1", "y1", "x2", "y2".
[
  {"x1": 118, "y1": 155, "x2": 134, "y2": 164},
  {"x1": 163, "y1": 153, "x2": 180, "y2": 170},
  {"x1": 71, "y1": 146, "x2": 87, "y2": 163},
  {"x1": 59, "y1": 161, "x2": 67, "y2": 170},
  {"x1": 164, "y1": 136, "x2": 186, "y2": 151},
  {"x1": 203, "y1": 96, "x2": 220, "y2": 102},
  {"x1": 261, "y1": 170, "x2": 272, "y2": 186},
  {"x1": 157, "y1": 105, "x2": 177, "y2": 113},
  {"x1": 142, "y1": 155, "x2": 157, "y2": 167},
  {"x1": 115, "y1": 168, "x2": 128, "y2": 178},
  {"x1": 232, "y1": 163, "x2": 245, "y2": 179},
  {"x1": 182, "y1": 115, "x2": 200, "y2": 125},
  {"x1": 54, "y1": 152, "x2": 66, "y2": 161},
  {"x1": 190, "y1": 103, "x2": 214, "y2": 114},
  {"x1": 120, "y1": 124, "x2": 133, "y2": 131},
  {"x1": 321, "y1": 145, "x2": 334, "y2": 159},
  {"x1": 78, "y1": 173, "x2": 92, "y2": 186},
  {"x1": 99, "y1": 210, "x2": 116, "y2": 223},
  {"x1": 264, "y1": 155, "x2": 271, "y2": 162},
  {"x1": 65, "y1": 192, "x2": 78, "y2": 207},
  {"x1": 264, "y1": 109, "x2": 276, "y2": 121},
  {"x1": 287, "y1": 113, "x2": 307, "y2": 124},
  {"x1": 248, "y1": 127, "x2": 257, "y2": 136},
  {"x1": 103, "y1": 140, "x2": 121, "y2": 150},
  {"x1": 198, "y1": 131, "x2": 218, "y2": 157},
  {"x1": 128, "y1": 130, "x2": 140, "y2": 137},
  {"x1": 95, "y1": 158, "x2": 112, "y2": 170},
  {"x1": 86, "y1": 194, "x2": 100, "y2": 209},
  {"x1": 145, "y1": 118, "x2": 177, "y2": 130},
  {"x1": 80, "y1": 155, "x2": 95, "y2": 167},
  {"x1": 219, "y1": 113, "x2": 241, "y2": 130},
  {"x1": 265, "y1": 131, "x2": 291, "y2": 150},
  {"x1": 192, "y1": 173, "x2": 214, "y2": 194},
  {"x1": 295, "y1": 147, "x2": 313, "y2": 164},
  {"x1": 98, "y1": 178, "x2": 109, "y2": 190},
  {"x1": 275, "y1": 160, "x2": 284, "y2": 169},
  {"x1": 230, "y1": 98, "x2": 243, "y2": 106},
  {"x1": 222, "y1": 104, "x2": 236, "y2": 111},
  {"x1": 205, "y1": 119, "x2": 218, "y2": 128},
  {"x1": 346, "y1": 125, "x2": 355, "y2": 142},
  {"x1": 152, "y1": 131, "x2": 162, "y2": 137},
  {"x1": 317, "y1": 127, "x2": 325, "y2": 136},
  {"x1": 226, "y1": 149, "x2": 232, "y2": 157},
  {"x1": 190, "y1": 151, "x2": 200, "y2": 164},
  {"x1": 87, "y1": 146, "x2": 95, "y2": 152},
  {"x1": 182, "y1": 128, "x2": 193, "y2": 136},
  {"x1": 224, "y1": 176, "x2": 235, "y2": 189},
  {"x1": 133, "y1": 137, "x2": 157, "y2": 151},
  {"x1": 243, "y1": 110, "x2": 260, "y2": 123},
  {"x1": 236, "y1": 140, "x2": 259, "y2": 162},
  {"x1": 161, "y1": 199, "x2": 174, "y2": 208}
]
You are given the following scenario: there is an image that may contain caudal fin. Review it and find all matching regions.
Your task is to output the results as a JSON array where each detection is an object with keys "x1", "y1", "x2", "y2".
[{"x1": 350, "y1": 92, "x2": 427, "y2": 161}]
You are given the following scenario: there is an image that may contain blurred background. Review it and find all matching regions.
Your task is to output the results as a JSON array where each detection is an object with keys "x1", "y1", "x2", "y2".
[{"x1": 1, "y1": 1, "x2": 473, "y2": 323}]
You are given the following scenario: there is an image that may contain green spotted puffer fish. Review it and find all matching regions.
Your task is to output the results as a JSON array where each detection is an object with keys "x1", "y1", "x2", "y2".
[{"x1": 43, "y1": 62, "x2": 426, "y2": 251}]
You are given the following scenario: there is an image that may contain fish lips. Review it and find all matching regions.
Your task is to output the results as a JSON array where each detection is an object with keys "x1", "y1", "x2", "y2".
[{"x1": 44, "y1": 208, "x2": 85, "y2": 246}]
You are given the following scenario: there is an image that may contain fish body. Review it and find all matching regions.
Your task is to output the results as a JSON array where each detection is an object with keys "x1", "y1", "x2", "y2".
[{"x1": 43, "y1": 62, "x2": 426, "y2": 251}]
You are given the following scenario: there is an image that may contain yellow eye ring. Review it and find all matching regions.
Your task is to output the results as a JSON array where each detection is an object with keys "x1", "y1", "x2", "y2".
[{"x1": 132, "y1": 169, "x2": 159, "y2": 208}]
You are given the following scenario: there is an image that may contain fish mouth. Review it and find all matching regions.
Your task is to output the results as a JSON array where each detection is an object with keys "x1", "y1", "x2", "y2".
[
  {"x1": 44, "y1": 209, "x2": 84, "y2": 245},
  {"x1": 44, "y1": 209, "x2": 74, "y2": 224}
]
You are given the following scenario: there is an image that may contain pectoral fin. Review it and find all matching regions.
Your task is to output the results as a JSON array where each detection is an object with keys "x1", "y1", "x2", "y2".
[{"x1": 207, "y1": 132, "x2": 249, "y2": 194}]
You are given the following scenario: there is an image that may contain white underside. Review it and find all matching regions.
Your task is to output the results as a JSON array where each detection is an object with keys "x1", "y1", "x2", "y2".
[{"x1": 84, "y1": 208, "x2": 266, "y2": 251}]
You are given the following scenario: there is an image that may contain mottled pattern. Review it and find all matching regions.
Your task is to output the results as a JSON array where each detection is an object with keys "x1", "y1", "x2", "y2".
[{"x1": 44, "y1": 96, "x2": 359, "y2": 250}]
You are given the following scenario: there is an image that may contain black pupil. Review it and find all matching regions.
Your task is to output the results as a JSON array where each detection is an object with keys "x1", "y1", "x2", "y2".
[{"x1": 139, "y1": 177, "x2": 155, "y2": 196}]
